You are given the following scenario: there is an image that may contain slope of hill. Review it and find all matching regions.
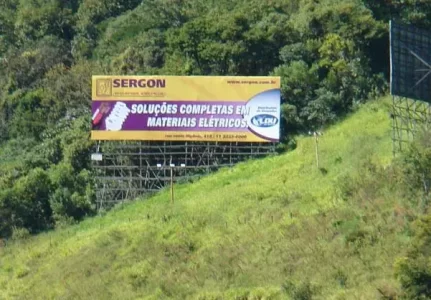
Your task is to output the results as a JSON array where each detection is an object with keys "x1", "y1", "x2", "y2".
[
  {"x1": 2, "y1": 0, "x2": 431, "y2": 243},
  {"x1": 2, "y1": 96, "x2": 418, "y2": 300}
]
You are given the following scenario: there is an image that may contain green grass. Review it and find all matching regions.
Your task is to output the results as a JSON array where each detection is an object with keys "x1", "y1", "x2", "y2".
[{"x1": 0, "y1": 96, "x2": 411, "y2": 299}]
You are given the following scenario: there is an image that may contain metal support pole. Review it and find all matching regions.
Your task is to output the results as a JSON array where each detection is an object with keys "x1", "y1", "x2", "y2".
[
  {"x1": 314, "y1": 133, "x2": 319, "y2": 169},
  {"x1": 170, "y1": 167, "x2": 174, "y2": 204},
  {"x1": 309, "y1": 131, "x2": 322, "y2": 169}
]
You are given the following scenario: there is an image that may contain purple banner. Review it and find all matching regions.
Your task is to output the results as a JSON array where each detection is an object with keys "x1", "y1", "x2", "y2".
[{"x1": 91, "y1": 100, "x2": 249, "y2": 132}]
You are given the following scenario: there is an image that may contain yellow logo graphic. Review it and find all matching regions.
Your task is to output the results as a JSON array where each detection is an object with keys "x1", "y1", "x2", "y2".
[{"x1": 96, "y1": 79, "x2": 112, "y2": 96}]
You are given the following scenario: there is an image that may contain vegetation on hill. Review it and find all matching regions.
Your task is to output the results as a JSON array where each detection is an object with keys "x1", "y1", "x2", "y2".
[
  {"x1": 1, "y1": 0, "x2": 428, "y2": 238},
  {"x1": 0, "y1": 98, "x2": 430, "y2": 299},
  {"x1": 1, "y1": 0, "x2": 431, "y2": 297}
]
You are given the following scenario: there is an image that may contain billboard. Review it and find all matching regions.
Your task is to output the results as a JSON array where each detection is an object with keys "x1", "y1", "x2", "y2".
[
  {"x1": 390, "y1": 21, "x2": 431, "y2": 102},
  {"x1": 91, "y1": 76, "x2": 281, "y2": 142}
]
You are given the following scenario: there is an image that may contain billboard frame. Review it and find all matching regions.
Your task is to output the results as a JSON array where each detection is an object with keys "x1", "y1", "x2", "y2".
[
  {"x1": 390, "y1": 20, "x2": 431, "y2": 154},
  {"x1": 391, "y1": 95, "x2": 431, "y2": 154},
  {"x1": 91, "y1": 140, "x2": 276, "y2": 210},
  {"x1": 90, "y1": 75, "x2": 281, "y2": 143},
  {"x1": 389, "y1": 20, "x2": 431, "y2": 103}
]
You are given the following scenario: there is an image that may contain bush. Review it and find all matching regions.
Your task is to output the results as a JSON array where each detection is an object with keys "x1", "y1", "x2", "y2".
[
  {"x1": 282, "y1": 280, "x2": 318, "y2": 300},
  {"x1": 49, "y1": 163, "x2": 95, "y2": 225},
  {"x1": 11, "y1": 227, "x2": 30, "y2": 241},
  {"x1": 394, "y1": 215, "x2": 431, "y2": 299}
]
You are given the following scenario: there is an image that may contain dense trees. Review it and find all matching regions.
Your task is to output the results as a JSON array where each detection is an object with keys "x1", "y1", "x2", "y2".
[{"x1": 0, "y1": 0, "x2": 428, "y2": 240}]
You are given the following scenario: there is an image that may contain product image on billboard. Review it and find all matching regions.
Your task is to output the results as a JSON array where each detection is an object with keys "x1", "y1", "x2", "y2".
[{"x1": 91, "y1": 76, "x2": 281, "y2": 142}]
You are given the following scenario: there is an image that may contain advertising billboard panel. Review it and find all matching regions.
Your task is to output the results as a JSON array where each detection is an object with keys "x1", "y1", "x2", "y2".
[
  {"x1": 390, "y1": 21, "x2": 431, "y2": 102},
  {"x1": 91, "y1": 76, "x2": 281, "y2": 142}
]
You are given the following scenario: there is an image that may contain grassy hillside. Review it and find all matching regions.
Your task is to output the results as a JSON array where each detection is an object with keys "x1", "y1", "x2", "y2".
[
  {"x1": 2, "y1": 96, "x2": 417, "y2": 299},
  {"x1": 3, "y1": 0, "x2": 430, "y2": 241}
]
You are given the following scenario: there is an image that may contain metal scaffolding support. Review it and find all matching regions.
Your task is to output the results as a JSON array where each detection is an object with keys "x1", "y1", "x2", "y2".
[
  {"x1": 391, "y1": 96, "x2": 431, "y2": 155},
  {"x1": 91, "y1": 141, "x2": 276, "y2": 210}
]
